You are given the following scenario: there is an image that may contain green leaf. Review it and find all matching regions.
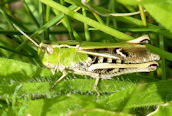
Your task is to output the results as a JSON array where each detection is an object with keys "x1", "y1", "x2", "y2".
[
  {"x1": 24, "y1": 95, "x2": 100, "y2": 116},
  {"x1": 116, "y1": 0, "x2": 169, "y2": 5},
  {"x1": 100, "y1": 80, "x2": 172, "y2": 110},
  {"x1": 144, "y1": 2, "x2": 172, "y2": 33},
  {"x1": 148, "y1": 102, "x2": 172, "y2": 116},
  {"x1": 67, "y1": 108, "x2": 134, "y2": 116},
  {"x1": 0, "y1": 57, "x2": 54, "y2": 84},
  {"x1": 117, "y1": 0, "x2": 172, "y2": 33}
]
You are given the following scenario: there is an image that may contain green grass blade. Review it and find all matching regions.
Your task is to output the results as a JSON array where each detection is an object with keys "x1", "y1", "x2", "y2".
[
  {"x1": 60, "y1": 0, "x2": 75, "y2": 40},
  {"x1": 22, "y1": 0, "x2": 40, "y2": 28},
  {"x1": 139, "y1": 4, "x2": 147, "y2": 26},
  {"x1": 159, "y1": 34, "x2": 166, "y2": 80},
  {"x1": 39, "y1": 0, "x2": 134, "y2": 41},
  {"x1": 82, "y1": 8, "x2": 90, "y2": 41},
  {"x1": 146, "y1": 44, "x2": 172, "y2": 61},
  {"x1": 52, "y1": 8, "x2": 83, "y2": 41},
  {"x1": 45, "y1": 5, "x2": 50, "y2": 41}
]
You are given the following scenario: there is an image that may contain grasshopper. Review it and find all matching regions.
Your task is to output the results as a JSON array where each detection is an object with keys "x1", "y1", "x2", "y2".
[{"x1": 13, "y1": 24, "x2": 159, "y2": 96}]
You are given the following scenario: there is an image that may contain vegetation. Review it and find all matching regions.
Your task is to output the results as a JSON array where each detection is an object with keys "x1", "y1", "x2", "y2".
[{"x1": 0, "y1": 0, "x2": 172, "y2": 115}]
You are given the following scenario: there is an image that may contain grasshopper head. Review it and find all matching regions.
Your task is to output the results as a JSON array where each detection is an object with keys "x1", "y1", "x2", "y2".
[
  {"x1": 38, "y1": 42, "x2": 59, "y2": 69},
  {"x1": 13, "y1": 24, "x2": 59, "y2": 69}
]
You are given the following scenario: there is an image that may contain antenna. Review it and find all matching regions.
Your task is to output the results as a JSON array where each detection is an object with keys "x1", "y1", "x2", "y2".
[{"x1": 13, "y1": 24, "x2": 39, "y2": 47}]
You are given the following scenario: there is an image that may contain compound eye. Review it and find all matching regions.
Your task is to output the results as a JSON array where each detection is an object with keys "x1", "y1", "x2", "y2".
[
  {"x1": 140, "y1": 39, "x2": 149, "y2": 44},
  {"x1": 46, "y1": 45, "x2": 54, "y2": 55},
  {"x1": 148, "y1": 63, "x2": 158, "y2": 71}
]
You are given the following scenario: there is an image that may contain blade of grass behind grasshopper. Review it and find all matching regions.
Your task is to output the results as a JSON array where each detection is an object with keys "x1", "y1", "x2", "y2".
[
  {"x1": 60, "y1": 0, "x2": 75, "y2": 40},
  {"x1": 52, "y1": 8, "x2": 83, "y2": 42},
  {"x1": 139, "y1": 4, "x2": 147, "y2": 26},
  {"x1": 45, "y1": 5, "x2": 50, "y2": 41},
  {"x1": 109, "y1": 0, "x2": 117, "y2": 29},
  {"x1": 40, "y1": 0, "x2": 134, "y2": 41},
  {"x1": 65, "y1": 0, "x2": 172, "y2": 38},
  {"x1": 146, "y1": 44, "x2": 172, "y2": 61},
  {"x1": 39, "y1": 1, "x2": 45, "y2": 41},
  {"x1": 22, "y1": 0, "x2": 40, "y2": 28},
  {"x1": 82, "y1": 8, "x2": 90, "y2": 41},
  {"x1": 159, "y1": 34, "x2": 166, "y2": 80}
]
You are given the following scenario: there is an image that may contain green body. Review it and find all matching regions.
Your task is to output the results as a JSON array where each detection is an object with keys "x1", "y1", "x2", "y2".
[
  {"x1": 37, "y1": 40, "x2": 159, "y2": 76},
  {"x1": 38, "y1": 41, "x2": 86, "y2": 68},
  {"x1": 37, "y1": 41, "x2": 133, "y2": 69}
]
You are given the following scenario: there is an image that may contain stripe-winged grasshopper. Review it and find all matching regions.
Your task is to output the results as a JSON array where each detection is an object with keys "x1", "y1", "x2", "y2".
[{"x1": 14, "y1": 24, "x2": 160, "y2": 96}]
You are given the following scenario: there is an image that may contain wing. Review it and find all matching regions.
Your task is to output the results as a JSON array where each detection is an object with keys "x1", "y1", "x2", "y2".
[
  {"x1": 78, "y1": 35, "x2": 159, "y2": 64},
  {"x1": 78, "y1": 43, "x2": 157, "y2": 64},
  {"x1": 74, "y1": 35, "x2": 159, "y2": 79}
]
